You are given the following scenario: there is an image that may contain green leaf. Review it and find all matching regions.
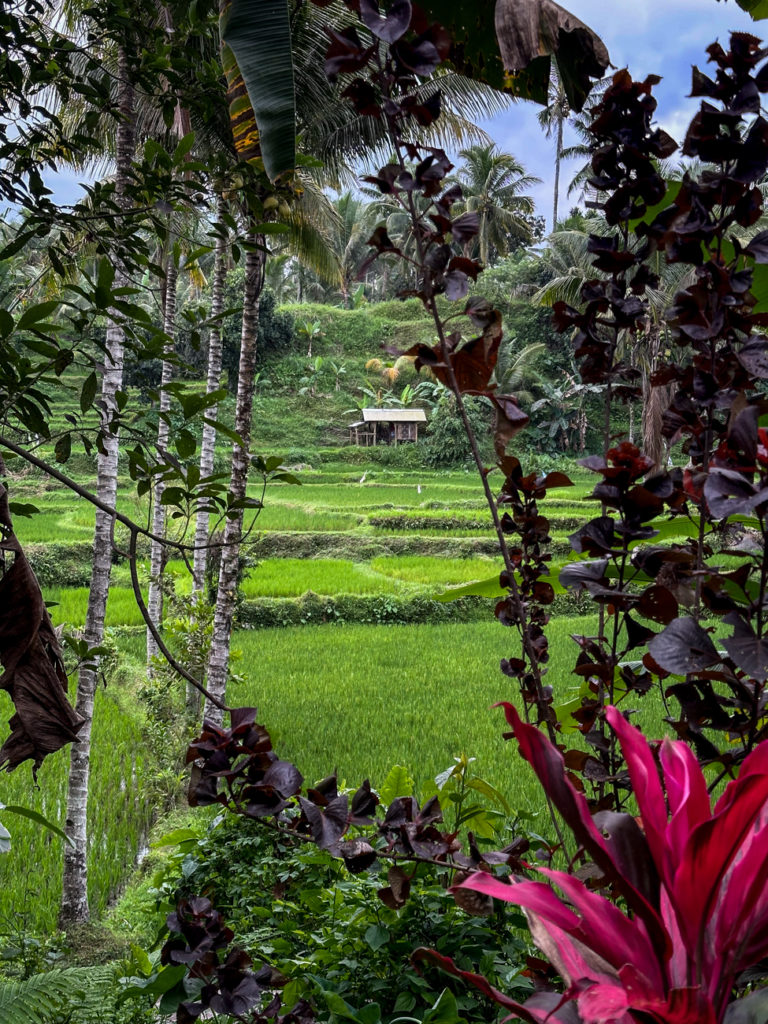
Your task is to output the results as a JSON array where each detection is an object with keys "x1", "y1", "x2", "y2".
[
  {"x1": 161, "y1": 487, "x2": 187, "y2": 507},
  {"x1": 97, "y1": 257, "x2": 115, "y2": 293},
  {"x1": 80, "y1": 372, "x2": 98, "y2": 413},
  {"x1": 129, "y1": 944, "x2": 153, "y2": 978},
  {"x1": 422, "y1": 989, "x2": 463, "y2": 1024},
  {"x1": 629, "y1": 179, "x2": 682, "y2": 232},
  {"x1": 220, "y1": 0, "x2": 295, "y2": 180},
  {"x1": 8, "y1": 502, "x2": 39, "y2": 518},
  {"x1": 54, "y1": 434, "x2": 71, "y2": 464},
  {"x1": 175, "y1": 429, "x2": 197, "y2": 460},
  {"x1": 364, "y1": 925, "x2": 389, "y2": 952},
  {"x1": 173, "y1": 130, "x2": 196, "y2": 164},
  {"x1": 0, "y1": 309, "x2": 14, "y2": 338},
  {"x1": 736, "y1": 0, "x2": 768, "y2": 18},
  {"x1": 122, "y1": 964, "x2": 186, "y2": 1002},
  {"x1": 436, "y1": 575, "x2": 503, "y2": 602},
  {"x1": 202, "y1": 417, "x2": 246, "y2": 447},
  {"x1": 16, "y1": 301, "x2": 58, "y2": 330},
  {"x1": 465, "y1": 776, "x2": 511, "y2": 814},
  {"x1": 379, "y1": 765, "x2": 414, "y2": 805},
  {"x1": 151, "y1": 827, "x2": 199, "y2": 848},
  {"x1": 0, "y1": 228, "x2": 36, "y2": 261},
  {"x1": 2, "y1": 805, "x2": 73, "y2": 847}
]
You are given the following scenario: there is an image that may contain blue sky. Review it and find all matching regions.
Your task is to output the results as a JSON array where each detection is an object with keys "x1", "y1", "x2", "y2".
[{"x1": 481, "y1": 0, "x2": 760, "y2": 230}]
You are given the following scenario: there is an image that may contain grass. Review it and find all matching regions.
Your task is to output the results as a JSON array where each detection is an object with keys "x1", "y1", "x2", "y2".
[
  {"x1": 2, "y1": 436, "x2": 688, "y2": 940},
  {"x1": 0, "y1": 676, "x2": 152, "y2": 934},
  {"x1": 370, "y1": 555, "x2": 503, "y2": 586},
  {"x1": 239, "y1": 559, "x2": 404, "y2": 597},
  {"x1": 125, "y1": 617, "x2": 671, "y2": 811}
]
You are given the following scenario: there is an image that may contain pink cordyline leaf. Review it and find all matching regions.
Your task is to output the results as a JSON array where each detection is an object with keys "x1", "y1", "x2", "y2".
[
  {"x1": 496, "y1": 702, "x2": 669, "y2": 953},
  {"x1": 454, "y1": 704, "x2": 768, "y2": 1024}
]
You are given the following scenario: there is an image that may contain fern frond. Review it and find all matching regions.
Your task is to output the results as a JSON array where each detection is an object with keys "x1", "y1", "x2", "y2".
[{"x1": 0, "y1": 964, "x2": 118, "y2": 1024}]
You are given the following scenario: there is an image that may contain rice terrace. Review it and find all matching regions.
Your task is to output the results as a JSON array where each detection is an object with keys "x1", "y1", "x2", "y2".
[{"x1": 1, "y1": 0, "x2": 768, "y2": 1022}]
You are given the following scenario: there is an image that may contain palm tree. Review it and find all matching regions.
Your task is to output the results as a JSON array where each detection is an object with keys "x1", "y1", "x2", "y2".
[
  {"x1": 330, "y1": 192, "x2": 375, "y2": 307},
  {"x1": 453, "y1": 145, "x2": 541, "y2": 266},
  {"x1": 495, "y1": 340, "x2": 546, "y2": 407},
  {"x1": 537, "y1": 61, "x2": 569, "y2": 232}
]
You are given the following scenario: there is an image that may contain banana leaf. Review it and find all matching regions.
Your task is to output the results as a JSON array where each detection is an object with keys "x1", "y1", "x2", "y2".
[{"x1": 220, "y1": 0, "x2": 296, "y2": 180}]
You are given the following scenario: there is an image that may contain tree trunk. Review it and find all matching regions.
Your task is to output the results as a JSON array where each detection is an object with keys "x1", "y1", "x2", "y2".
[
  {"x1": 204, "y1": 239, "x2": 264, "y2": 724},
  {"x1": 553, "y1": 114, "x2": 563, "y2": 232},
  {"x1": 60, "y1": 47, "x2": 134, "y2": 926},
  {"x1": 187, "y1": 198, "x2": 228, "y2": 721},
  {"x1": 146, "y1": 252, "x2": 177, "y2": 668},
  {"x1": 642, "y1": 325, "x2": 668, "y2": 470}
]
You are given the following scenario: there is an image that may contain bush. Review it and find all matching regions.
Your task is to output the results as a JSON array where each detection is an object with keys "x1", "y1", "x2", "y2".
[
  {"x1": 235, "y1": 590, "x2": 584, "y2": 628},
  {"x1": 423, "y1": 395, "x2": 494, "y2": 468},
  {"x1": 27, "y1": 543, "x2": 95, "y2": 587},
  {"x1": 151, "y1": 816, "x2": 533, "y2": 1024}
]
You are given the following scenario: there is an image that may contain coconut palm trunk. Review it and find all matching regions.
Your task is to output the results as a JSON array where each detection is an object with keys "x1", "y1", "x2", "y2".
[
  {"x1": 553, "y1": 113, "x2": 563, "y2": 231},
  {"x1": 204, "y1": 237, "x2": 264, "y2": 723},
  {"x1": 642, "y1": 324, "x2": 668, "y2": 470},
  {"x1": 146, "y1": 250, "x2": 177, "y2": 667},
  {"x1": 192, "y1": 197, "x2": 228, "y2": 596},
  {"x1": 60, "y1": 47, "x2": 134, "y2": 925}
]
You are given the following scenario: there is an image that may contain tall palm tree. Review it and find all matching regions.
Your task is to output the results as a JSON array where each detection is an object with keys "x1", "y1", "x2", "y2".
[
  {"x1": 331, "y1": 192, "x2": 375, "y2": 307},
  {"x1": 453, "y1": 145, "x2": 541, "y2": 266},
  {"x1": 537, "y1": 61, "x2": 569, "y2": 233}
]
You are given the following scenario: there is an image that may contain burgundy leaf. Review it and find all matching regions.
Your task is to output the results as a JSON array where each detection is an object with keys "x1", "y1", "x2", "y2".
[
  {"x1": 721, "y1": 612, "x2": 768, "y2": 681},
  {"x1": 298, "y1": 793, "x2": 349, "y2": 851},
  {"x1": 647, "y1": 617, "x2": 720, "y2": 675},
  {"x1": 450, "y1": 212, "x2": 480, "y2": 244},
  {"x1": 359, "y1": 0, "x2": 411, "y2": 43}
]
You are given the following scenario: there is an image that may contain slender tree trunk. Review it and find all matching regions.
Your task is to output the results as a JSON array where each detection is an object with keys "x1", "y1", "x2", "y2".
[
  {"x1": 146, "y1": 253, "x2": 177, "y2": 667},
  {"x1": 642, "y1": 325, "x2": 668, "y2": 470},
  {"x1": 60, "y1": 48, "x2": 134, "y2": 926},
  {"x1": 192, "y1": 197, "x2": 228, "y2": 593},
  {"x1": 204, "y1": 239, "x2": 264, "y2": 724},
  {"x1": 553, "y1": 115, "x2": 563, "y2": 232},
  {"x1": 187, "y1": 197, "x2": 228, "y2": 721}
]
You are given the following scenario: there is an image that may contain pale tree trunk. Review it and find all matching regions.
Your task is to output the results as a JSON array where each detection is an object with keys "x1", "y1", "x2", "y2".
[
  {"x1": 192, "y1": 197, "x2": 228, "y2": 595},
  {"x1": 204, "y1": 239, "x2": 264, "y2": 725},
  {"x1": 187, "y1": 197, "x2": 228, "y2": 722},
  {"x1": 642, "y1": 325, "x2": 669, "y2": 470},
  {"x1": 146, "y1": 253, "x2": 177, "y2": 667},
  {"x1": 553, "y1": 114, "x2": 563, "y2": 233},
  {"x1": 60, "y1": 48, "x2": 134, "y2": 925}
]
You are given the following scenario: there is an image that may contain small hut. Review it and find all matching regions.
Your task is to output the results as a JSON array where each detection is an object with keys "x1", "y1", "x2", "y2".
[{"x1": 348, "y1": 408, "x2": 427, "y2": 446}]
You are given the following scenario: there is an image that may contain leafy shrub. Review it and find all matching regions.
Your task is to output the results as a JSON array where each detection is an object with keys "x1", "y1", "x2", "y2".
[
  {"x1": 236, "y1": 591, "x2": 585, "y2": 628},
  {"x1": 26, "y1": 543, "x2": 94, "y2": 587},
  {"x1": 149, "y1": 817, "x2": 532, "y2": 1024},
  {"x1": 423, "y1": 396, "x2": 493, "y2": 468}
]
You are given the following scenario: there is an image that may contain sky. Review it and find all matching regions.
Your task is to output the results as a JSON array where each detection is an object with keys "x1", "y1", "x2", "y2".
[
  {"x1": 480, "y1": 0, "x2": 760, "y2": 231},
  {"x1": 42, "y1": 1, "x2": 763, "y2": 219}
]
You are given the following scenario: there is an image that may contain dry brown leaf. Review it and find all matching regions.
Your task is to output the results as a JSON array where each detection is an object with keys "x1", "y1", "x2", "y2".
[{"x1": 0, "y1": 476, "x2": 84, "y2": 771}]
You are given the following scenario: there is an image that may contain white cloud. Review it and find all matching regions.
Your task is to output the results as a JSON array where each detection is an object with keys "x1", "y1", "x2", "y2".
[{"x1": 479, "y1": 0, "x2": 763, "y2": 228}]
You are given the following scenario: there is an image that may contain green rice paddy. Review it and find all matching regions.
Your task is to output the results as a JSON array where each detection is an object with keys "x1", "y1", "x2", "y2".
[{"x1": 1, "y1": 452, "x2": 679, "y2": 934}]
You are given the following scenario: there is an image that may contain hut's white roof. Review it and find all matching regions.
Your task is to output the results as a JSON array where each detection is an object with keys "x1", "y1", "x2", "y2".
[{"x1": 361, "y1": 408, "x2": 427, "y2": 422}]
